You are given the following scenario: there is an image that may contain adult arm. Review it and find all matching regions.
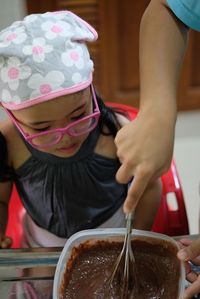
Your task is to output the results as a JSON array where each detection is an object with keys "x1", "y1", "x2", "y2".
[{"x1": 115, "y1": 0, "x2": 188, "y2": 213}]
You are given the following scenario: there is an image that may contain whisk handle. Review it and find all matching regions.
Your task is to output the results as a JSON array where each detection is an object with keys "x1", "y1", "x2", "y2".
[{"x1": 126, "y1": 212, "x2": 133, "y2": 234}]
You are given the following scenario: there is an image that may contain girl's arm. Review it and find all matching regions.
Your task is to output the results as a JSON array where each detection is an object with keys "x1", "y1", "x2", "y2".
[
  {"x1": 0, "y1": 130, "x2": 14, "y2": 248},
  {"x1": 0, "y1": 181, "x2": 13, "y2": 248}
]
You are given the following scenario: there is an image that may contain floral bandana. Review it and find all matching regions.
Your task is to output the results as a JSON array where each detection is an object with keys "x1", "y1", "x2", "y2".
[{"x1": 0, "y1": 11, "x2": 98, "y2": 110}]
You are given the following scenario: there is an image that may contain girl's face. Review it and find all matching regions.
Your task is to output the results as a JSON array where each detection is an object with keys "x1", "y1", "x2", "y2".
[{"x1": 12, "y1": 87, "x2": 93, "y2": 157}]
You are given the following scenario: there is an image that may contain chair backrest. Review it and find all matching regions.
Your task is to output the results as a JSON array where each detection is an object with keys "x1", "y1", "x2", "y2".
[
  {"x1": 106, "y1": 101, "x2": 189, "y2": 236},
  {"x1": 152, "y1": 159, "x2": 189, "y2": 235},
  {"x1": 6, "y1": 185, "x2": 25, "y2": 248}
]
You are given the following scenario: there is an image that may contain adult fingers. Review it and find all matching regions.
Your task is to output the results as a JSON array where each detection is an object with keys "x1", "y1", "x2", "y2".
[
  {"x1": 184, "y1": 275, "x2": 200, "y2": 299},
  {"x1": 178, "y1": 237, "x2": 200, "y2": 261},
  {"x1": 123, "y1": 167, "x2": 151, "y2": 213},
  {"x1": 186, "y1": 268, "x2": 198, "y2": 283},
  {"x1": 116, "y1": 162, "x2": 133, "y2": 185},
  {"x1": 178, "y1": 239, "x2": 200, "y2": 265},
  {"x1": 179, "y1": 239, "x2": 193, "y2": 247}
]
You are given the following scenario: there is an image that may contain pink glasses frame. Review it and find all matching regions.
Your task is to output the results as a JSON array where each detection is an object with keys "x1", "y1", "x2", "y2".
[{"x1": 4, "y1": 84, "x2": 100, "y2": 149}]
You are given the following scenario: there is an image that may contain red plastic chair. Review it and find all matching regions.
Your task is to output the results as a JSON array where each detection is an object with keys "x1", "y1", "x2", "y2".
[
  {"x1": 6, "y1": 102, "x2": 189, "y2": 248},
  {"x1": 152, "y1": 159, "x2": 189, "y2": 236},
  {"x1": 6, "y1": 184, "x2": 25, "y2": 248}
]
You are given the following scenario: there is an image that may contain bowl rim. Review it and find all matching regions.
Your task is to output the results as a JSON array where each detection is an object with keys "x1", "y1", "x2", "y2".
[{"x1": 53, "y1": 228, "x2": 185, "y2": 299}]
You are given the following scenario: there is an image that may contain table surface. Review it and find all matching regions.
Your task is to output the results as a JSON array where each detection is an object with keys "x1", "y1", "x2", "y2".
[
  {"x1": 0, "y1": 234, "x2": 200, "y2": 299},
  {"x1": 0, "y1": 247, "x2": 61, "y2": 299}
]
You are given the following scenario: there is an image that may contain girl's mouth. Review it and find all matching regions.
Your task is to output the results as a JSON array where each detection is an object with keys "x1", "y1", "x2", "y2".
[{"x1": 57, "y1": 143, "x2": 78, "y2": 154}]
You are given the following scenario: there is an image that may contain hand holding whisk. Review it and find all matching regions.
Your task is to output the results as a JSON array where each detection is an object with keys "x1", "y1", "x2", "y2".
[{"x1": 106, "y1": 212, "x2": 138, "y2": 299}]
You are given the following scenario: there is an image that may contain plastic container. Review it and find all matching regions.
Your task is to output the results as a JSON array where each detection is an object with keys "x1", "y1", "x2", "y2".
[{"x1": 53, "y1": 228, "x2": 185, "y2": 299}]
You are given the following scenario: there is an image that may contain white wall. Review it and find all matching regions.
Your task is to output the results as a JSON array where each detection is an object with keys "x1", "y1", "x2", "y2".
[
  {"x1": 174, "y1": 111, "x2": 200, "y2": 234},
  {"x1": 0, "y1": 0, "x2": 26, "y2": 30}
]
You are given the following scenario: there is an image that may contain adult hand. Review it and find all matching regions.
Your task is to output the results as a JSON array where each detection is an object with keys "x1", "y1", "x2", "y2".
[
  {"x1": 178, "y1": 238, "x2": 200, "y2": 299},
  {"x1": 115, "y1": 108, "x2": 175, "y2": 213}
]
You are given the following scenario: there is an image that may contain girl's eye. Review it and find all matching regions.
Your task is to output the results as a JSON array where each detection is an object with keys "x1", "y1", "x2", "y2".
[
  {"x1": 71, "y1": 112, "x2": 85, "y2": 121},
  {"x1": 34, "y1": 126, "x2": 50, "y2": 132}
]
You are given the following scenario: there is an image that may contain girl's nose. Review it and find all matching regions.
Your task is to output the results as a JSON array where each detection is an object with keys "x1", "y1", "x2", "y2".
[{"x1": 60, "y1": 131, "x2": 72, "y2": 143}]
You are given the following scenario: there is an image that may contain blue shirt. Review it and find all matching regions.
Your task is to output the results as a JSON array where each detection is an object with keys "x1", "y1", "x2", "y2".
[{"x1": 167, "y1": 0, "x2": 200, "y2": 31}]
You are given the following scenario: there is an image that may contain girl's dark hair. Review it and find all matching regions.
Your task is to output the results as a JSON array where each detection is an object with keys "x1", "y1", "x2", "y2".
[
  {"x1": 0, "y1": 132, "x2": 15, "y2": 182},
  {"x1": 96, "y1": 92, "x2": 127, "y2": 137}
]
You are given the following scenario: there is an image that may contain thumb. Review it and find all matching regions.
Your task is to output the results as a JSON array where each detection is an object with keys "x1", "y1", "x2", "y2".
[
  {"x1": 116, "y1": 163, "x2": 133, "y2": 184},
  {"x1": 177, "y1": 237, "x2": 200, "y2": 261}
]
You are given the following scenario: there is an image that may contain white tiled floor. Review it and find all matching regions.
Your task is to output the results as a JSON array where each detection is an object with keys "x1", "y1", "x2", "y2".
[{"x1": 174, "y1": 110, "x2": 200, "y2": 234}]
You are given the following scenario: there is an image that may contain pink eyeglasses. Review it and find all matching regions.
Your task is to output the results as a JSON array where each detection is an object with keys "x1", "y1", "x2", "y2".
[{"x1": 5, "y1": 84, "x2": 100, "y2": 149}]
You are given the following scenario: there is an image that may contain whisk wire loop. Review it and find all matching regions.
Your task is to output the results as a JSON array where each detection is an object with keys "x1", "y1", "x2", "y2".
[{"x1": 107, "y1": 212, "x2": 136, "y2": 299}]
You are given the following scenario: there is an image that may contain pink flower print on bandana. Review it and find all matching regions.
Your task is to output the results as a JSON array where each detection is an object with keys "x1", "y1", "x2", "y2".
[
  {"x1": 2, "y1": 89, "x2": 21, "y2": 104},
  {"x1": 61, "y1": 45, "x2": 85, "y2": 69},
  {"x1": 27, "y1": 71, "x2": 65, "y2": 99},
  {"x1": 22, "y1": 37, "x2": 53, "y2": 63},
  {"x1": 41, "y1": 20, "x2": 72, "y2": 40},
  {"x1": 0, "y1": 11, "x2": 98, "y2": 109},
  {"x1": 0, "y1": 27, "x2": 27, "y2": 48},
  {"x1": 72, "y1": 72, "x2": 87, "y2": 84},
  {"x1": 1, "y1": 57, "x2": 32, "y2": 91}
]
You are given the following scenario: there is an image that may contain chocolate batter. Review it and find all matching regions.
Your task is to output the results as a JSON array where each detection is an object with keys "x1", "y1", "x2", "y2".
[{"x1": 59, "y1": 237, "x2": 181, "y2": 299}]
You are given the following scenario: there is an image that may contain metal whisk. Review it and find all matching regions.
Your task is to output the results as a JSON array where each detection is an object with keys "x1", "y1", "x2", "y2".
[{"x1": 107, "y1": 212, "x2": 137, "y2": 298}]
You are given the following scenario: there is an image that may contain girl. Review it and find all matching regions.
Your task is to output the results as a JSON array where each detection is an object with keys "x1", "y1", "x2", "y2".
[{"x1": 0, "y1": 11, "x2": 161, "y2": 248}]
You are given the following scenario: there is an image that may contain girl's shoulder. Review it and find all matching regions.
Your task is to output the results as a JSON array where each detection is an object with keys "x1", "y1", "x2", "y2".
[
  {"x1": 0, "y1": 119, "x2": 20, "y2": 152},
  {"x1": 0, "y1": 120, "x2": 16, "y2": 181},
  {"x1": 0, "y1": 119, "x2": 30, "y2": 168},
  {"x1": 94, "y1": 112, "x2": 130, "y2": 159}
]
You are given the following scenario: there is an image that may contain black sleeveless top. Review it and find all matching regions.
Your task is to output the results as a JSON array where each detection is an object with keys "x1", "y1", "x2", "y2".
[{"x1": 14, "y1": 125, "x2": 127, "y2": 238}]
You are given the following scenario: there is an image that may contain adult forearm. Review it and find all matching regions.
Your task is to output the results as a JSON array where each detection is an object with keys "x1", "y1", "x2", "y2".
[{"x1": 139, "y1": 0, "x2": 188, "y2": 120}]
